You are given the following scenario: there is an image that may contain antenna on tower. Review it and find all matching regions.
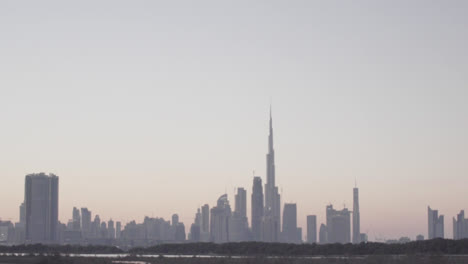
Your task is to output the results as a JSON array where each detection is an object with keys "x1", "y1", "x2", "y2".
[{"x1": 355, "y1": 177, "x2": 357, "y2": 188}]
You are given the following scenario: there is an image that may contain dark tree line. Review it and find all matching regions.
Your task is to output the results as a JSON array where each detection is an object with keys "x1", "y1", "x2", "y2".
[
  {"x1": 130, "y1": 239, "x2": 468, "y2": 256},
  {"x1": 1, "y1": 239, "x2": 468, "y2": 256},
  {"x1": 0, "y1": 244, "x2": 123, "y2": 254}
]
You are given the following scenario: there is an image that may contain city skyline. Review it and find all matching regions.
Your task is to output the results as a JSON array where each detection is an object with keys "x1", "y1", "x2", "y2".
[
  {"x1": 1, "y1": 0, "x2": 468, "y2": 241},
  {"x1": 1, "y1": 110, "x2": 467, "y2": 242}
]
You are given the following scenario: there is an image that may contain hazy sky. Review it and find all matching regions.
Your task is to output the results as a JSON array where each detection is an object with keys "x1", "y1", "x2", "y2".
[{"x1": 1, "y1": 0, "x2": 467, "y2": 241}]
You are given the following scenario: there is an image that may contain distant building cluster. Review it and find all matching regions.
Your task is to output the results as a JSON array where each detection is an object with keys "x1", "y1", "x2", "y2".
[{"x1": 7, "y1": 112, "x2": 464, "y2": 246}]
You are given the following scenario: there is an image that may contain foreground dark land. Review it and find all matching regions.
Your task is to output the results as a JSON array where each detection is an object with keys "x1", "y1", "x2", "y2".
[
  {"x1": 1, "y1": 239, "x2": 468, "y2": 263},
  {"x1": 2, "y1": 255, "x2": 468, "y2": 264},
  {"x1": 2, "y1": 238, "x2": 468, "y2": 255}
]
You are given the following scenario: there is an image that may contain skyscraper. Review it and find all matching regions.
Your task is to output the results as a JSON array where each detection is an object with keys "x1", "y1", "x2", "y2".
[
  {"x1": 428, "y1": 206, "x2": 444, "y2": 239},
  {"x1": 251, "y1": 176, "x2": 264, "y2": 241},
  {"x1": 200, "y1": 204, "x2": 210, "y2": 242},
  {"x1": 210, "y1": 194, "x2": 231, "y2": 243},
  {"x1": 230, "y1": 188, "x2": 249, "y2": 241},
  {"x1": 352, "y1": 186, "x2": 360, "y2": 244},
  {"x1": 116, "y1": 221, "x2": 121, "y2": 239},
  {"x1": 453, "y1": 210, "x2": 468, "y2": 240},
  {"x1": 326, "y1": 205, "x2": 351, "y2": 244},
  {"x1": 263, "y1": 109, "x2": 281, "y2": 242},
  {"x1": 235, "y1": 188, "x2": 247, "y2": 218},
  {"x1": 306, "y1": 215, "x2": 317, "y2": 243},
  {"x1": 25, "y1": 173, "x2": 59, "y2": 243},
  {"x1": 172, "y1": 214, "x2": 179, "y2": 226},
  {"x1": 72, "y1": 207, "x2": 81, "y2": 231},
  {"x1": 80, "y1": 208, "x2": 91, "y2": 238},
  {"x1": 282, "y1": 203, "x2": 301, "y2": 243},
  {"x1": 319, "y1": 223, "x2": 327, "y2": 244}
]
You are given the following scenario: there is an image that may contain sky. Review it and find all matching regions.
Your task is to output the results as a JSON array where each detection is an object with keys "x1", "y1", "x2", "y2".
[{"x1": 0, "y1": 0, "x2": 467, "y2": 241}]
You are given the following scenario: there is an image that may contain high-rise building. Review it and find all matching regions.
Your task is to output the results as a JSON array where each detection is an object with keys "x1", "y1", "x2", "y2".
[
  {"x1": 72, "y1": 207, "x2": 81, "y2": 231},
  {"x1": 251, "y1": 176, "x2": 264, "y2": 241},
  {"x1": 25, "y1": 173, "x2": 59, "y2": 243},
  {"x1": 15, "y1": 202, "x2": 26, "y2": 243},
  {"x1": 116, "y1": 221, "x2": 121, "y2": 239},
  {"x1": 319, "y1": 223, "x2": 327, "y2": 244},
  {"x1": 352, "y1": 186, "x2": 360, "y2": 244},
  {"x1": 201, "y1": 204, "x2": 210, "y2": 233},
  {"x1": 326, "y1": 205, "x2": 351, "y2": 244},
  {"x1": 100, "y1": 222, "x2": 107, "y2": 238},
  {"x1": 306, "y1": 215, "x2": 317, "y2": 243},
  {"x1": 190, "y1": 223, "x2": 201, "y2": 242},
  {"x1": 230, "y1": 188, "x2": 249, "y2": 241},
  {"x1": 108, "y1": 219, "x2": 115, "y2": 239},
  {"x1": 92, "y1": 215, "x2": 101, "y2": 238},
  {"x1": 174, "y1": 223, "x2": 186, "y2": 242},
  {"x1": 263, "y1": 109, "x2": 281, "y2": 242},
  {"x1": 195, "y1": 208, "x2": 202, "y2": 227},
  {"x1": 427, "y1": 206, "x2": 444, "y2": 239},
  {"x1": 235, "y1": 188, "x2": 247, "y2": 218},
  {"x1": 282, "y1": 203, "x2": 301, "y2": 243},
  {"x1": 172, "y1": 214, "x2": 179, "y2": 226},
  {"x1": 210, "y1": 194, "x2": 231, "y2": 243},
  {"x1": 19, "y1": 203, "x2": 26, "y2": 224},
  {"x1": 80, "y1": 208, "x2": 91, "y2": 238},
  {"x1": 453, "y1": 210, "x2": 468, "y2": 240},
  {"x1": 201, "y1": 204, "x2": 210, "y2": 242}
]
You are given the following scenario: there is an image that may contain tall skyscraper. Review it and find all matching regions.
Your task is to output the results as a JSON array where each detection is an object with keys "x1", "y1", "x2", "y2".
[
  {"x1": 72, "y1": 207, "x2": 81, "y2": 231},
  {"x1": 19, "y1": 203, "x2": 26, "y2": 224},
  {"x1": 235, "y1": 188, "x2": 247, "y2": 218},
  {"x1": 210, "y1": 194, "x2": 231, "y2": 243},
  {"x1": 263, "y1": 109, "x2": 281, "y2": 242},
  {"x1": 80, "y1": 208, "x2": 91, "y2": 238},
  {"x1": 172, "y1": 214, "x2": 179, "y2": 226},
  {"x1": 326, "y1": 204, "x2": 351, "y2": 244},
  {"x1": 230, "y1": 187, "x2": 249, "y2": 241},
  {"x1": 201, "y1": 204, "x2": 210, "y2": 233},
  {"x1": 306, "y1": 215, "x2": 317, "y2": 243},
  {"x1": 200, "y1": 204, "x2": 210, "y2": 242},
  {"x1": 319, "y1": 223, "x2": 327, "y2": 244},
  {"x1": 453, "y1": 210, "x2": 468, "y2": 240},
  {"x1": 25, "y1": 173, "x2": 59, "y2": 243},
  {"x1": 352, "y1": 186, "x2": 360, "y2": 244},
  {"x1": 427, "y1": 206, "x2": 444, "y2": 239},
  {"x1": 251, "y1": 176, "x2": 264, "y2": 241},
  {"x1": 107, "y1": 219, "x2": 115, "y2": 239},
  {"x1": 116, "y1": 221, "x2": 121, "y2": 239},
  {"x1": 282, "y1": 203, "x2": 301, "y2": 243}
]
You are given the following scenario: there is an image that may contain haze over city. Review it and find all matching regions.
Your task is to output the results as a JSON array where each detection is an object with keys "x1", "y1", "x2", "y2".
[{"x1": 1, "y1": 0, "x2": 468, "y2": 242}]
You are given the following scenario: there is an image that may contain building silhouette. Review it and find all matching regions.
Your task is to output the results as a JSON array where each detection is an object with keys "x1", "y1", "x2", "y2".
[
  {"x1": 319, "y1": 223, "x2": 327, "y2": 244},
  {"x1": 306, "y1": 215, "x2": 317, "y2": 243},
  {"x1": 251, "y1": 176, "x2": 264, "y2": 241},
  {"x1": 453, "y1": 210, "x2": 468, "y2": 240},
  {"x1": 72, "y1": 207, "x2": 81, "y2": 231},
  {"x1": 325, "y1": 204, "x2": 351, "y2": 244},
  {"x1": 108, "y1": 219, "x2": 115, "y2": 239},
  {"x1": 281, "y1": 203, "x2": 301, "y2": 243},
  {"x1": 200, "y1": 204, "x2": 210, "y2": 242},
  {"x1": 427, "y1": 206, "x2": 444, "y2": 239},
  {"x1": 352, "y1": 186, "x2": 360, "y2": 244},
  {"x1": 263, "y1": 109, "x2": 281, "y2": 242},
  {"x1": 116, "y1": 221, "x2": 121, "y2": 239},
  {"x1": 25, "y1": 173, "x2": 59, "y2": 243},
  {"x1": 230, "y1": 188, "x2": 249, "y2": 241},
  {"x1": 80, "y1": 208, "x2": 91, "y2": 239},
  {"x1": 210, "y1": 194, "x2": 231, "y2": 243}
]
